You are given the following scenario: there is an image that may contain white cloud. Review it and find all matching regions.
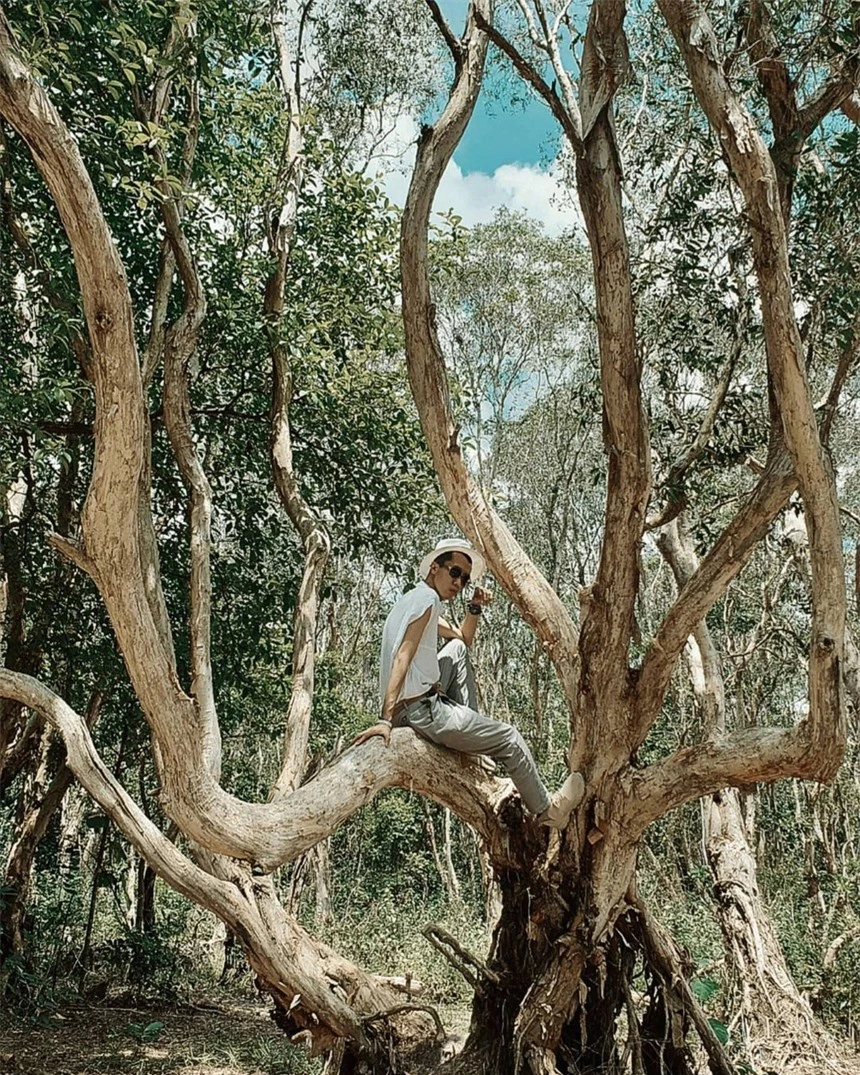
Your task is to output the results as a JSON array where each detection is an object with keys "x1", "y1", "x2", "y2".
[{"x1": 374, "y1": 116, "x2": 579, "y2": 237}]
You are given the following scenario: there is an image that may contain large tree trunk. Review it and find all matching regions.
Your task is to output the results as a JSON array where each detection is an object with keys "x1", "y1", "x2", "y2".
[{"x1": 704, "y1": 790, "x2": 833, "y2": 1070}]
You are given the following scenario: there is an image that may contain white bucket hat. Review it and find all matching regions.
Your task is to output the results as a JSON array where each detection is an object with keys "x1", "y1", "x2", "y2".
[{"x1": 419, "y1": 537, "x2": 486, "y2": 582}]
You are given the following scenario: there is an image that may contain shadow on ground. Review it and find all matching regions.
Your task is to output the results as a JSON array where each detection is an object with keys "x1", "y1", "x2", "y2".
[{"x1": 0, "y1": 996, "x2": 317, "y2": 1075}]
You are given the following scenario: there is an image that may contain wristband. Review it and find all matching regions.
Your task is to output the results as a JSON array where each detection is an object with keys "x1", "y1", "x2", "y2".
[{"x1": 467, "y1": 602, "x2": 483, "y2": 616}]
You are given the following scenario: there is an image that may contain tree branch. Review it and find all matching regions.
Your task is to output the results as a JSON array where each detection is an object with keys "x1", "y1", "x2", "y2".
[
  {"x1": 0, "y1": 666, "x2": 517, "y2": 872},
  {"x1": 626, "y1": 725, "x2": 826, "y2": 831},
  {"x1": 635, "y1": 443, "x2": 796, "y2": 738},
  {"x1": 265, "y1": 3, "x2": 331, "y2": 800},
  {"x1": 819, "y1": 310, "x2": 860, "y2": 446},
  {"x1": 138, "y1": 4, "x2": 218, "y2": 776},
  {"x1": 0, "y1": 666, "x2": 382, "y2": 1048},
  {"x1": 655, "y1": 0, "x2": 845, "y2": 781},
  {"x1": 571, "y1": 0, "x2": 649, "y2": 740},
  {"x1": 425, "y1": 0, "x2": 462, "y2": 63},
  {"x1": 744, "y1": 0, "x2": 797, "y2": 141},
  {"x1": 0, "y1": 4, "x2": 186, "y2": 741},
  {"x1": 646, "y1": 308, "x2": 745, "y2": 530},
  {"x1": 797, "y1": 65, "x2": 860, "y2": 141},
  {"x1": 634, "y1": 899, "x2": 737, "y2": 1075},
  {"x1": 475, "y1": 10, "x2": 583, "y2": 148},
  {"x1": 399, "y1": 0, "x2": 582, "y2": 710},
  {"x1": 141, "y1": 238, "x2": 175, "y2": 388}
]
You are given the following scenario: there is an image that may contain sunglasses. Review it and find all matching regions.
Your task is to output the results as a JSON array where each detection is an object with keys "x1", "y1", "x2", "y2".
[{"x1": 442, "y1": 564, "x2": 471, "y2": 587}]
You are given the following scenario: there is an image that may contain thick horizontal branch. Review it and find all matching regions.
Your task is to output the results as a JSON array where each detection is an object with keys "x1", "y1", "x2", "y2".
[
  {"x1": 0, "y1": 669, "x2": 515, "y2": 872},
  {"x1": 624, "y1": 725, "x2": 834, "y2": 833}
]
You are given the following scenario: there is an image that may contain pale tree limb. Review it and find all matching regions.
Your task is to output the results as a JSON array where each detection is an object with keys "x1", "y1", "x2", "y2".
[
  {"x1": 265, "y1": 2, "x2": 331, "y2": 800},
  {"x1": 141, "y1": 239, "x2": 176, "y2": 389},
  {"x1": 638, "y1": 306, "x2": 857, "y2": 734},
  {"x1": 531, "y1": 0, "x2": 581, "y2": 132},
  {"x1": 819, "y1": 310, "x2": 860, "y2": 446},
  {"x1": 571, "y1": 0, "x2": 650, "y2": 752},
  {"x1": 658, "y1": 0, "x2": 845, "y2": 783},
  {"x1": 513, "y1": 0, "x2": 549, "y2": 54},
  {"x1": 1, "y1": 689, "x2": 104, "y2": 958},
  {"x1": 657, "y1": 516, "x2": 726, "y2": 734},
  {"x1": 422, "y1": 922, "x2": 499, "y2": 992},
  {"x1": 141, "y1": 8, "x2": 220, "y2": 776},
  {"x1": 0, "y1": 668, "x2": 514, "y2": 871},
  {"x1": 0, "y1": 8, "x2": 185, "y2": 740},
  {"x1": 363, "y1": 1003, "x2": 447, "y2": 1045},
  {"x1": 482, "y1": 1, "x2": 649, "y2": 756},
  {"x1": 0, "y1": 668, "x2": 385, "y2": 1050},
  {"x1": 400, "y1": 0, "x2": 581, "y2": 709},
  {"x1": 626, "y1": 726, "x2": 830, "y2": 833},
  {"x1": 822, "y1": 923, "x2": 860, "y2": 973}
]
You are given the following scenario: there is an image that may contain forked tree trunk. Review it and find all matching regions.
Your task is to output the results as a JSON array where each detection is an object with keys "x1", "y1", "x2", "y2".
[{"x1": 448, "y1": 841, "x2": 729, "y2": 1075}]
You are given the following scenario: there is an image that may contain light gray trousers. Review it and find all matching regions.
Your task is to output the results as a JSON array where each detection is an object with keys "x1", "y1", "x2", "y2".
[{"x1": 403, "y1": 639, "x2": 551, "y2": 815}]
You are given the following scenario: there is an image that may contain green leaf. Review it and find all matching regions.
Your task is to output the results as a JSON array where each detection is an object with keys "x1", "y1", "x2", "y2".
[
  {"x1": 690, "y1": 977, "x2": 719, "y2": 1002},
  {"x1": 708, "y1": 1018, "x2": 729, "y2": 1044}
]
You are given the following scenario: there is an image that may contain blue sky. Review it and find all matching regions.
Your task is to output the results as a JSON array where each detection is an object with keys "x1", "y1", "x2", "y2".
[
  {"x1": 380, "y1": 4, "x2": 576, "y2": 236},
  {"x1": 437, "y1": 0, "x2": 561, "y2": 174}
]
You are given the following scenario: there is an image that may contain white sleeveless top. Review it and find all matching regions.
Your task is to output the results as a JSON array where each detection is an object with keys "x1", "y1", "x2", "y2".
[{"x1": 379, "y1": 581, "x2": 441, "y2": 705}]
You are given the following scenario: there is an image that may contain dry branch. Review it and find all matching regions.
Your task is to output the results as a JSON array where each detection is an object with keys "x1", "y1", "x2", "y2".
[{"x1": 142, "y1": 15, "x2": 220, "y2": 775}]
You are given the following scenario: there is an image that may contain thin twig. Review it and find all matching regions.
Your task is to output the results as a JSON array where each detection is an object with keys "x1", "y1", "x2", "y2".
[
  {"x1": 425, "y1": 0, "x2": 462, "y2": 62},
  {"x1": 422, "y1": 923, "x2": 500, "y2": 991},
  {"x1": 363, "y1": 1003, "x2": 447, "y2": 1044}
]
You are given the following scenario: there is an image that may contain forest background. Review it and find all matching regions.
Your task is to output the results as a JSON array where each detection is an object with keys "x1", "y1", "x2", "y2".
[{"x1": 1, "y1": 1, "x2": 860, "y2": 1074}]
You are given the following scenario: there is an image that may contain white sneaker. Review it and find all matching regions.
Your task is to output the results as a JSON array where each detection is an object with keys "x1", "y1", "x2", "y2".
[{"x1": 538, "y1": 771, "x2": 585, "y2": 829}]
